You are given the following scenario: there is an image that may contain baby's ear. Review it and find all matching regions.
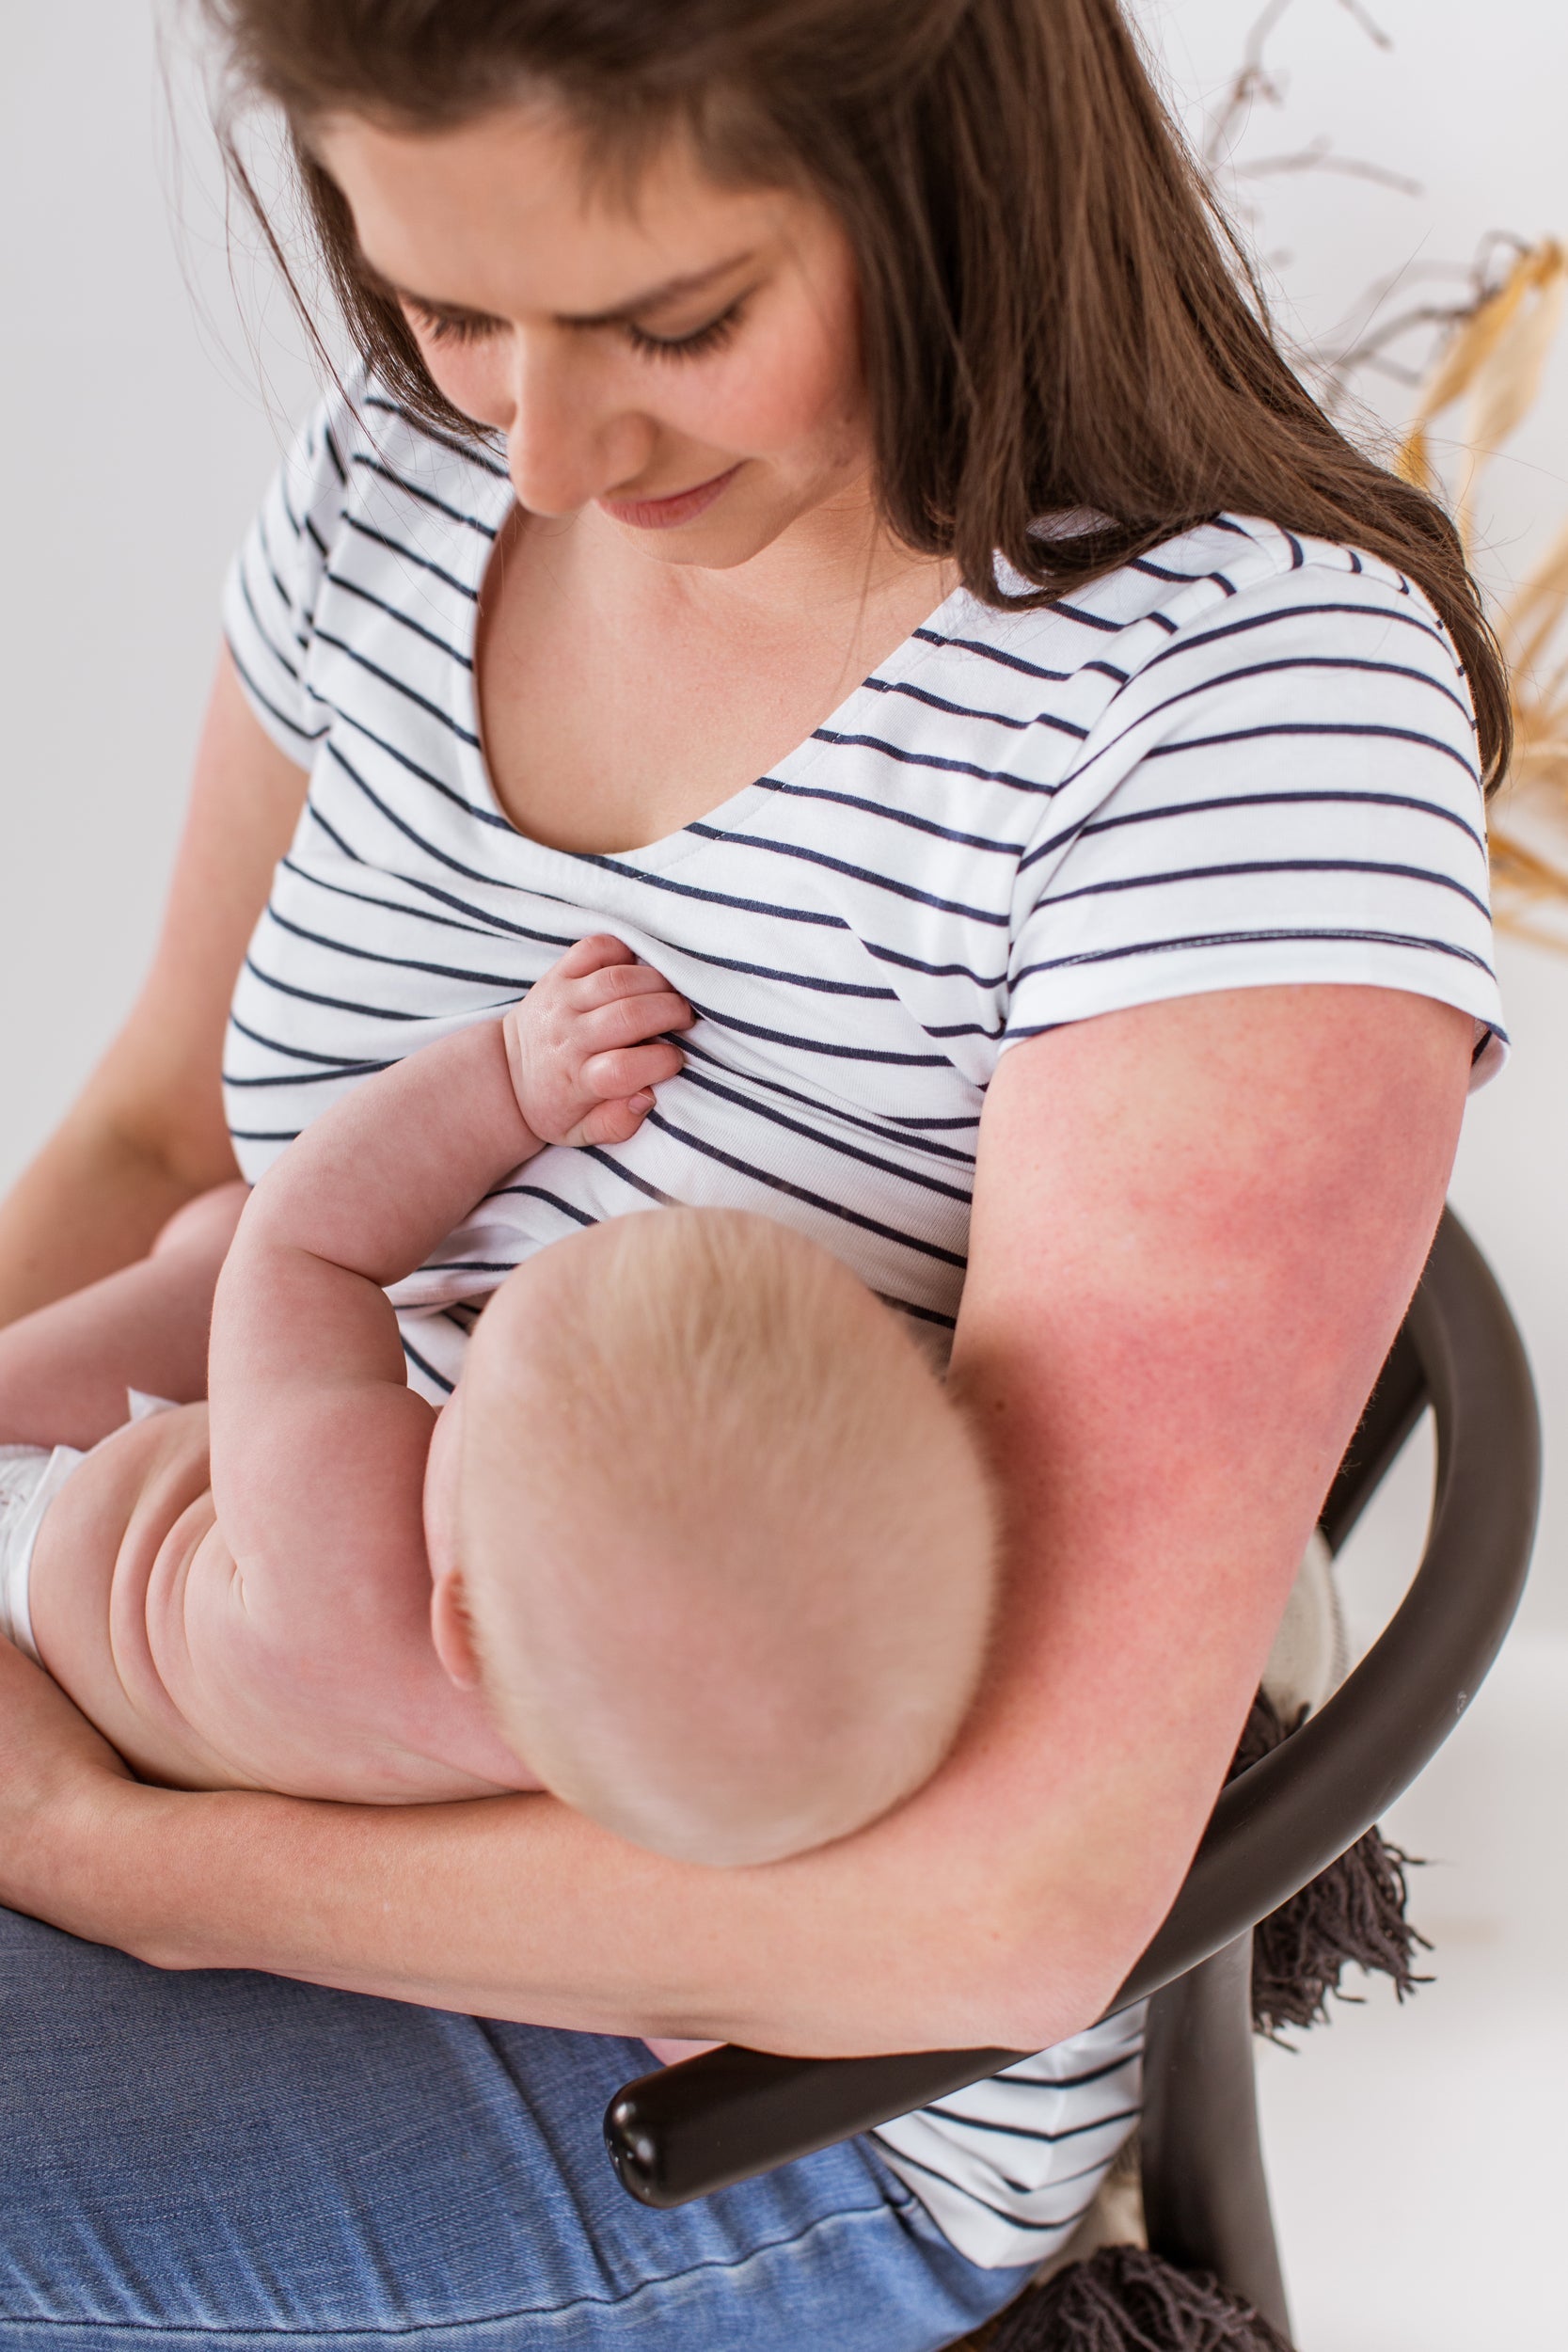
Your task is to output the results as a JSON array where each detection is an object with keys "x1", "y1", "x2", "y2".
[{"x1": 431, "y1": 1571, "x2": 483, "y2": 1689}]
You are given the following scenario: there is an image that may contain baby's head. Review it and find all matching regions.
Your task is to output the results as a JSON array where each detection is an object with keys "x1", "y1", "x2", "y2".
[{"x1": 439, "y1": 1209, "x2": 997, "y2": 1866}]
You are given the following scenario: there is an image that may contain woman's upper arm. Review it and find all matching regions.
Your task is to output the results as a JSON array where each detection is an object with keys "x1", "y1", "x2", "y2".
[
  {"x1": 80, "y1": 649, "x2": 309, "y2": 1189},
  {"x1": 929, "y1": 979, "x2": 1471, "y2": 2015}
]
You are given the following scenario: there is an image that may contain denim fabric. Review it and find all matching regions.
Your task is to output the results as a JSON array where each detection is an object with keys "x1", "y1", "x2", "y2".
[{"x1": 0, "y1": 1906, "x2": 1033, "y2": 2349}]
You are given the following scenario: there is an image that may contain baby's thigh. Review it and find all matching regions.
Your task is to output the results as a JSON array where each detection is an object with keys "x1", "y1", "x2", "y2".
[{"x1": 150, "y1": 1178, "x2": 249, "y2": 1261}]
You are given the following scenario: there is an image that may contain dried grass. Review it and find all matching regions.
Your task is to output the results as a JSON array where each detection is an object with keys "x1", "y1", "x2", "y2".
[
  {"x1": 1202, "y1": 7, "x2": 1568, "y2": 934},
  {"x1": 1395, "y1": 242, "x2": 1568, "y2": 933}
]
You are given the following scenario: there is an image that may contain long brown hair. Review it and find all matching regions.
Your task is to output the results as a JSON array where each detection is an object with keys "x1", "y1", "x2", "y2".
[{"x1": 204, "y1": 0, "x2": 1511, "y2": 787}]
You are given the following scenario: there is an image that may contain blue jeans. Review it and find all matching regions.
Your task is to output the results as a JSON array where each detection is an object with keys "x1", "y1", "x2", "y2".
[{"x1": 0, "y1": 1907, "x2": 1034, "y2": 2348}]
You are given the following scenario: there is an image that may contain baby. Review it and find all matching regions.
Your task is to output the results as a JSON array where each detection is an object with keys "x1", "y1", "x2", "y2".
[{"x1": 0, "y1": 937, "x2": 997, "y2": 1868}]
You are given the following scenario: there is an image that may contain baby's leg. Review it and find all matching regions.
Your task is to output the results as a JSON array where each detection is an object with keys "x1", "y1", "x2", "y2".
[{"x1": 0, "y1": 1182, "x2": 246, "y2": 1449}]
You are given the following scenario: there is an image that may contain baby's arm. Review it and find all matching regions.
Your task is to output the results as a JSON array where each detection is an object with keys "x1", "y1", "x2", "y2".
[
  {"x1": 164, "y1": 940, "x2": 690, "y2": 1800},
  {"x1": 0, "y1": 1184, "x2": 247, "y2": 1450}
]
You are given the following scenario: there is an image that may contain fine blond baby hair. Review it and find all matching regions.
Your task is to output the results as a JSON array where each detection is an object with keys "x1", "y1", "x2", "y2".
[{"x1": 458, "y1": 1207, "x2": 999, "y2": 1865}]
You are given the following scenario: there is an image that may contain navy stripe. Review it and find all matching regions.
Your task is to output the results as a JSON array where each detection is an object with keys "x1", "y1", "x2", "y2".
[
  {"x1": 691, "y1": 998, "x2": 949, "y2": 1069},
  {"x1": 483, "y1": 1183, "x2": 602, "y2": 1229},
  {"x1": 401, "y1": 1334, "x2": 455, "y2": 1395},
  {"x1": 236, "y1": 564, "x2": 300, "y2": 682},
  {"x1": 277, "y1": 475, "x2": 330, "y2": 562},
  {"x1": 342, "y1": 513, "x2": 480, "y2": 599},
  {"x1": 222, "y1": 1061, "x2": 378, "y2": 1090},
  {"x1": 862, "y1": 936, "x2": 1009, "y2": 990},
  {"x1": 1142, "y1": 596, "x2": 1445, "y2": 674},
  {"x1": 643, "y1": 1107, "x2": 968, "y2": 1268},
  {"x1": 325, "y1": 570, "x2": 474, "y2": 667},
  {"x1": 319, "y1": 422, "x2": 349, "y2": 486},
  {"x1": 812, "y1": 724, "x2": 1078, "y2": 780},
  {"x1": 279, "y1": 852, "x2": 506, "y2": 946},
  {"x1": 913, "y1": 626, "x2": 1075, "y2": 682},
  {"x1": 334, "y1": 706, "x2": 512, "y2": 829},
  {"x1": 315, "y1": 628, "x2": 483, "y2": 747},
  {"x1": 253, "y1": 516, "x2": 303, "y2": 641},
  {"x1": 868, "y1": 2147, "x2": 1091, "y2": 2230},
  {"x1": 877, "y1": 1291, "x2": 958, "y2": 1330},
  {"x1": 353, "y1": 451, "x2": 499, "y2": 536},
  {"x1": 1011, "y1": 922, "x2": 1496, "y2": 989},
  {"x1": 863, "y1": 674, "x2": 1043, "y2": 731},
  {"x1": 361, "y1": 391, "x2": 512, "y2": 480},
  {"x1": 678, "y1": 1064, "x2": 972, "y2": 1204},
  {"x1": 769, "y1": 779, "x2": 1030, "y2": 851},
  {"x1": 1142, "y1": 720, "x2": 1481, "y2": 783},
  {"x1": 686, "y1": 823, "x2": 1011, "y2": 927},
  {"x1": 224, "y1": 637, "x2": 327, "y2": 751},
  {"x1": 264, "y1": 903, "x2": 531, "y2": 991},
  {"x1": 241, "y1": 951, "x2": 432, "y2": 1024},
  {"x1": 675, "y1": 1035, "x2": 979, "y2": 1162},
  {"x1": 1123, "y1": 647, "x2": 1473, "y2": 728},
  {"x1": 1035, "y1": 853, "x2": 1491, "y2": 924},
  {"x1": 568, "y1": 850, "x2": 851, "y2": 932},
  {"x1": 1075, "y1": 784, "x2": 1487, "y2": 858},
  {"x1": 227, "y1": 1009, "x2": 395, "y2": 1072},
  {"x1": 325, "y1": 739, "x2": 519, "y2": 889},
  {"x1": 578, "y1": 1148, "x2": 676, "y2": 1206}
]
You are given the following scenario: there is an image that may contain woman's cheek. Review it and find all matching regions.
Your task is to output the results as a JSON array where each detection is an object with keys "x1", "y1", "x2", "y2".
[{"x1": 688, "y1": 313, "x2": 864, "y2": 462}]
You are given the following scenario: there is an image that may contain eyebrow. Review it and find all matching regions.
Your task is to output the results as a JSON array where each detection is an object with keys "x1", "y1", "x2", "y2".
[{"x1": 391, "y1": 249, "x2": 757, "y2": 332}]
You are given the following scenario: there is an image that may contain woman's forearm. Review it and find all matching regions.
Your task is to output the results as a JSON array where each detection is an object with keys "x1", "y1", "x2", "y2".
[
  {"x1": 30, "y1": 1742, "x2": 1132, "y2": 2059},
  {"x1": 0, "y1": 1110, "x2": 213, "y2": 1328}
]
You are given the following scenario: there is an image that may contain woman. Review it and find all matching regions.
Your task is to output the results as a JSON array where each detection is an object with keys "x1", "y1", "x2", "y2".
[{"x1": 0, "y1": 1, "x2": 1503, "y2": 2344}]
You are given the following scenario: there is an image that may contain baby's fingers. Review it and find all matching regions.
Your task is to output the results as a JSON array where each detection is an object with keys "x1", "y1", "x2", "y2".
[
  {"x1": 583, "y1": 1039, "x2": 685, "y2": 1101},
  {"x1": 556, "y1": 933, "x2": 637, "y2": 981},
  {"x1": 574, "y1": 1091, "x2": 657, "y2": 1148},
  {"x1": 578, "y1": 989, "x2": 694, "y2": 1056}
]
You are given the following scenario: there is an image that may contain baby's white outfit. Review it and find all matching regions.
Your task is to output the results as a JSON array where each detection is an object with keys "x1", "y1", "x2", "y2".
[
  {"x1": 0, "y1": 1445, "x2": 84, "y2": 1663},
  {"x1": 0, "y1": 1393, "x2": 175, "y2": 1664}
]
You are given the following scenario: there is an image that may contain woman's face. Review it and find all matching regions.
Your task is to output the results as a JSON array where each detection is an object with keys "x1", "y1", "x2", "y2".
[{"x1": 312, "y1": 103, "x2": 873, "y2": 569}]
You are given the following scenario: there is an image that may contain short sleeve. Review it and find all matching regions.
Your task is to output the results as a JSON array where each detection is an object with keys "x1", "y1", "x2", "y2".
[
  {"x1": 221, "y1": 386, "x2": 358, "y2": 768},
  {"x1": 1001, "y1": 556, "x2": 1506, "y2": 1082}
]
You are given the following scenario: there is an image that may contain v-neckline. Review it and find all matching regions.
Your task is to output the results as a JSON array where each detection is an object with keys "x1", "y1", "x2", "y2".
[{"x1": 448, "y1": 476, "x2": 974, "y2": 874}]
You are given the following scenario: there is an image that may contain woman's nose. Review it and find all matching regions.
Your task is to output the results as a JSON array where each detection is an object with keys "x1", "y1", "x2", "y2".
[{"x1": 500, "y1": 332, "x2": 655, "y2": 518}]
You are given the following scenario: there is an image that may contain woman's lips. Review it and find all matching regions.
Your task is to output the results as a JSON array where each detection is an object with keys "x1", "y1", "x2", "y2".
[{"x1": 598, "y1": 462, "x2": 743, "y2": 531}]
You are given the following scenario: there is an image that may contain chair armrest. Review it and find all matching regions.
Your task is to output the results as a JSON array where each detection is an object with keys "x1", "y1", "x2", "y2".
[{"x1": 606, "y1": 1210, "x2": 1539, "y2": 2208}]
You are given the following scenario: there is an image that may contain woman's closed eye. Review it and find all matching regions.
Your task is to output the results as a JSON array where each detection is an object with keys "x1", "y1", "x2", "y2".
[
  {"x1": 404, "y1": 298, "x2": 506, "y2": 348},
  {"x1": 621, "y1": 298, "x2": 749, "y2": 362},
  {"x1": 404, "y1": 294, "x2": 750, "y2": 362}
]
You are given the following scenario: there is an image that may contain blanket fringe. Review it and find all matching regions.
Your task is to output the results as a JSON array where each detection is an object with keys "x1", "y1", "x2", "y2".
[
  {"x1": 1228, "y1": 1692, "x2": 1432, "y2": 2040},
  {"x1": 985, "y1": 2247, "x2": 1294, "y2": 2352}
]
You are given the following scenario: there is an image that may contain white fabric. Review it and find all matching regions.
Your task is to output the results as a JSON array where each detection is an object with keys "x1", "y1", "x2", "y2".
[
  {"x1": 0, "y1": 1444, "x2": 84, "y2": 1664},
  {"x1": 217, "y1": 378, "x2": 1506, "y2": 2269}
]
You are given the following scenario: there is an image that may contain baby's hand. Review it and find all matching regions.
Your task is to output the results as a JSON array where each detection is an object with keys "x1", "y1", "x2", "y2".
[{"x1": 503, "y1": 935, "x2": 693, "y2": 1149}]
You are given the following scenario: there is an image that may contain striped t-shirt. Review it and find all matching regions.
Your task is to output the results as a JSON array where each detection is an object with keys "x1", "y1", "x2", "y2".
[{"x1": 222, "y1": 381, "x2": 1502, "y2": 2269}]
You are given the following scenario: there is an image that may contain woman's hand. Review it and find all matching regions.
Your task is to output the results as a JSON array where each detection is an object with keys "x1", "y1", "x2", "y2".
[{"x1": 0, "y1": 1634, "x2": 138, "y2": 1937}]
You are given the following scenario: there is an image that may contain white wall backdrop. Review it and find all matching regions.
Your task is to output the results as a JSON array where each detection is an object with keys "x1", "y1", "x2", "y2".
[{"x1": 3, "y1": 6, "x2": 1564, "y2": 2344}]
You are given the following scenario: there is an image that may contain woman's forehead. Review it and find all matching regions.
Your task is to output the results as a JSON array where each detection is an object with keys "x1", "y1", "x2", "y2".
[{"x1": 312, "y1": 103, "x2": 803, "y2": 323}]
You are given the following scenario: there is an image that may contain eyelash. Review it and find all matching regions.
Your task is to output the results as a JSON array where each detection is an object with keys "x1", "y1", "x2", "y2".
[
  {"x1": 407, "y1": 297, "x2": 748, "y2": 361},
  {"x1": 624, "y1": 301, "x2": 748, "y2": 362}
]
